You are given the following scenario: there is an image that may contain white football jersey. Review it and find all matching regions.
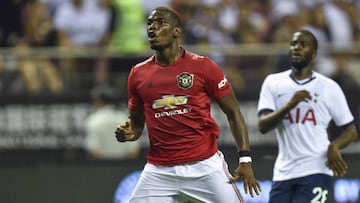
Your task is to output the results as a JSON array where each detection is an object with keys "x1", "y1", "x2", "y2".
[{"x1": 257, "y1": 70, "x2": 354, "y2": 181}]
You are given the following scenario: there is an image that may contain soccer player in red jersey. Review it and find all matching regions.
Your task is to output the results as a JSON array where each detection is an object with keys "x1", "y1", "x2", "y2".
[{"x1": 115, "y1": 6, "x2": 261, "y2": 202}]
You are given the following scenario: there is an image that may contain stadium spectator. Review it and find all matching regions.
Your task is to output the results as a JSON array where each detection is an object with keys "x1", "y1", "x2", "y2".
[
  {"x1": 13, "y1": 0, "x2": 63, "y2": 93},
  {"x1": 53, "y1": 0, "x2": 112, "y2": 90},
  {"x1": 39, "y1": 0, "x2": 70, "y2": 17},
  {"x1": 107, "y1": 0, "x2": 148, "y2": 90},
  {"x1": 109, "y1": 0, "x2": 147, "y2": 54},
  {"x1": 84, "y1": 85, "x2": 140, "y2": 159},
  {"x1": 1, "y1": 0, "x2": 359, "y2": 97},
  {"x1": 322, "y1": 0, "x2": 357, "y2": 50}
]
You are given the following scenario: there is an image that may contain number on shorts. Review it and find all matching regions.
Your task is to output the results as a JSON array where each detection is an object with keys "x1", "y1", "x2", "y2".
[{"x1": 311, "y1": 187, "x2": 328, "y2": 203}]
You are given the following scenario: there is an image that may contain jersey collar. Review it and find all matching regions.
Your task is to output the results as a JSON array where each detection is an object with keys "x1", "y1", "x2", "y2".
[
  {"x1": 289, "y1": 72, "x2": 316, "y2": 85},
  {"x1": 151, "y1": 47, "x2": 186, "y2": 63}
]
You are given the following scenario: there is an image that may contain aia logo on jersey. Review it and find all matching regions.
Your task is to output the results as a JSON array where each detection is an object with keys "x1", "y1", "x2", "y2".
[
  {"x1": 284, "y1": 108, "x2": 317, "y2": 125},
  {"x1": 177, "y1": 72, "x2": 194, "y2": 89}
]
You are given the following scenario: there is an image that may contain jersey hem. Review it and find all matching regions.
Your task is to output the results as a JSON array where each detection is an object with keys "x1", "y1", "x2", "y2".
[{"x1": 147, "y1": 150, "x2": 218, "y2": 166}]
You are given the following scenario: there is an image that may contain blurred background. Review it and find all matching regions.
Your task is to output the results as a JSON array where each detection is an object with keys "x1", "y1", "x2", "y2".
[{"x1": 0, "y1": 0, "x2": 359, "y2": 202}]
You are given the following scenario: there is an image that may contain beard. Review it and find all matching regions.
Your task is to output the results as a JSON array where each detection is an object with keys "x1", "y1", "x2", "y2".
[
  {"x1": 150, "y1": 43, "x2": 161, "y2": 50},
  {"x1": 290, "y1": 53, "x2": 313, "y2": 70},
  {"x1": 291, "y1": 60, "x2": 310, "y2": 69}
]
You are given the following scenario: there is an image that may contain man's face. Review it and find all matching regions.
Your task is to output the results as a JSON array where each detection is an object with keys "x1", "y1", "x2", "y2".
[
  {"x1": 289, "y1": 32, "x2": 316, "y2": 69},
  {"x1": 147, "y1": 10, "x2": 177, "y2": 50}
]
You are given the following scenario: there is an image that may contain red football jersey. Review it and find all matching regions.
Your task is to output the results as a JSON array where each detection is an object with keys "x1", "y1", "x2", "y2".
[{"x1": 128, "y1": 49, "x2": 232, "y2": 165}]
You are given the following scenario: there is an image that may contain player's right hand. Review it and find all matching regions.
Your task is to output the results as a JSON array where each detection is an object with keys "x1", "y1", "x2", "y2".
[
  {"x1": 115, "y1": 120, "x2": 136, "y2": 142},
  {"x1": 288, "y1": 90, "x2": 312, "y2": 109}
]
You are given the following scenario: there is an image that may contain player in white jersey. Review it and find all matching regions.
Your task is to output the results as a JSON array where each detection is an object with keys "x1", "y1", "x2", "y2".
[{"x1": 257, "y1": 30, "x2": 358, "y2": 203}]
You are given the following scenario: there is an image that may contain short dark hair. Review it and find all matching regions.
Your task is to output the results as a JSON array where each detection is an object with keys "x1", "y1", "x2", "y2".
[
  {"x1": 297, "y1": 29, "x2": 318, "y2": 51},
  {"x1": 154, "y1": 6, "x2": 182, "y2": 28}
]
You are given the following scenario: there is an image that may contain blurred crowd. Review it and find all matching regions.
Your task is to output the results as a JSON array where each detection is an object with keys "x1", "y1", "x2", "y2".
[{"x1": 0, "y1": 0, "x2": 359, "y2": 94}]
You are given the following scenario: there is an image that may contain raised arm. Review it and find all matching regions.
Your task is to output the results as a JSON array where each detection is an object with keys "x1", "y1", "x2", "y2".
[{"x1": 258, "y1": 90, "x2": 311, "y2": 134}]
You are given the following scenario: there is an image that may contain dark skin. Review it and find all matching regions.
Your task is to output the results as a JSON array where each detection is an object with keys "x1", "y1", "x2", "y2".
[
  {"x1": 115, "y1": 8, "x2": 261, "y2": 197},
  {"x1": 258, "y1": 31, "x2": 358, "y2": 177}
]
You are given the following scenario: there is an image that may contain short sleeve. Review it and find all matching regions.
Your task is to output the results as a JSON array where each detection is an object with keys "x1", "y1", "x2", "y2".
[
  {"x1": 128, "y1": 67, "x2": 144, "y2": 110},
  {"x1": 327, "y1": 82, "x2": 354, "y2": 126},
  {"x1": 257, "y1": 75, "x2": 276, "y2": 114},
  {"x1": 203, "y1": 58, "x2": 232, "y2": 100}
]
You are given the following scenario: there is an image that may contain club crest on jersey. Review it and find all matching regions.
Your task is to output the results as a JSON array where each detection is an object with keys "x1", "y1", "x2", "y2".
[{"x1": 177, "y1": 72, "x2": 194, "y2": 89}]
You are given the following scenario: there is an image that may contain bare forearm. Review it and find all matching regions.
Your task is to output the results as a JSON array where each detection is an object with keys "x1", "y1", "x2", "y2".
[
  {"x1": 258, "y1": 105, "x2": 292, "y2": 134},
  {"x1": 228, "y1": 111, "x2": 250, "y2": 151},
  {"x1": 218, "y1": 92, "x2": 250, "y2": 151},
  {"x1": 129, "y1": 110, "x2": 145, "y2": 139},
  {"x1": 259, "y1": 90, "x2": 312, "y2": 134}
]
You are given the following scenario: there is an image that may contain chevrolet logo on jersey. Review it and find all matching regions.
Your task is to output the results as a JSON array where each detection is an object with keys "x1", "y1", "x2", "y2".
[
  {"x1": 177, "y1": 72, "x2": 194, "y2": 89},
  {"x1": 152, "y1": 95, "x2": 188, "y2": 110}
]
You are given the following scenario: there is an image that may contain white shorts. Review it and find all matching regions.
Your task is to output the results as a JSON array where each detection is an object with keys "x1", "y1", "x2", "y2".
[{"x1": 129, "y1": 151, "x2": 245, "y2": 203}]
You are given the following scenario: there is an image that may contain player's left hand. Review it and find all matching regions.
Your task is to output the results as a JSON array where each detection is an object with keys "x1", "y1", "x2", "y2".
[
  {"x1": 326, "y1": 143, "x2": 348, "y2": 176},
  {"x1": 230, "y1": 163, "x2": 261, "y2": 197}
]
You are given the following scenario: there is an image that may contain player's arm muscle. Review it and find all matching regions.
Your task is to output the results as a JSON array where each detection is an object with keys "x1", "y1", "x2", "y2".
[
  {"x1": 258, "y1": 90, "x2": 311, "y2": 134},
  {"x1": 331, "y1": 123, "x2": 358, "y2": 149},
  {"x1": 129, "y1": 109, "x2": 145, "y2": 140},
  {"x1": 217, "y1": 91, "x2": 250, "y2": 151},
  {"x1": 258, "y1": 109, "x2": 288, "y2": 134}
]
